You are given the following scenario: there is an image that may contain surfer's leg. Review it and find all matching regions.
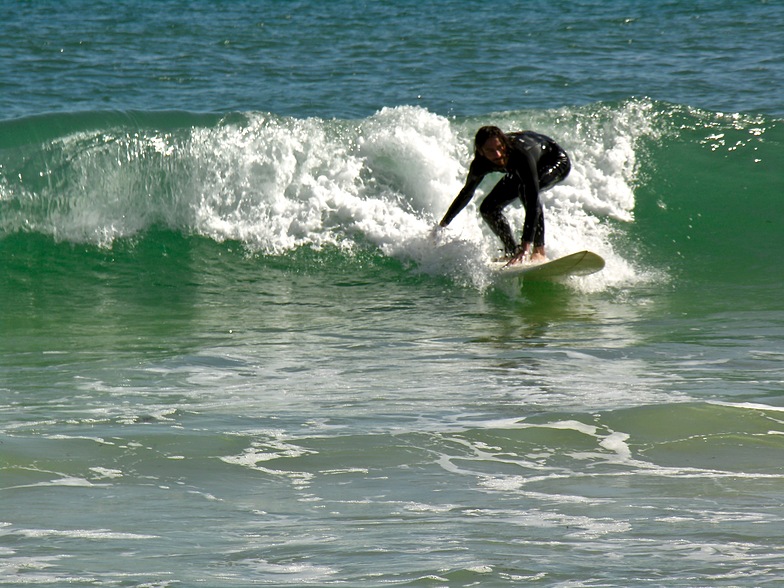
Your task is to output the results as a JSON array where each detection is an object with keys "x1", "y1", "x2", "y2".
[
  {"x1": 521, "y1": 200, "x2": 546, "y2": 262},
  {"x1": 479, "y1": 176, "x2": 521, "y2": 256},
  {"x1": 524, "y1": 148, "x2": 567, "y2": 262},
  {"x1": 514, "y1": 183, "x2": 546, "y2": 262}
]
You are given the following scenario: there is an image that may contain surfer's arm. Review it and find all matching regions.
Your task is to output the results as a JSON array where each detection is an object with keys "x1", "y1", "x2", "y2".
[
  {"x1": 520, "y1": 210, "x2": 540, "y2": 246},
  {"x1": 439, "y1": 172, "x2": 483, "y2": 227},
  {"x1": 517, "y1": 149, "x2": 542, "y2": 244}
]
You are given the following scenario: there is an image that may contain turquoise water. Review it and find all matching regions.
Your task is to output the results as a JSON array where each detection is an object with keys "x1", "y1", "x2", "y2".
[{"x1": 2, "y1": 2, "x2": 783, "y2": 586}]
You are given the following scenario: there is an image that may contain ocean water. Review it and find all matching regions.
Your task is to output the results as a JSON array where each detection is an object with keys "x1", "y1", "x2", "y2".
[{"x1": 1, "y1": 1, "x2": 783, "y2": 586}]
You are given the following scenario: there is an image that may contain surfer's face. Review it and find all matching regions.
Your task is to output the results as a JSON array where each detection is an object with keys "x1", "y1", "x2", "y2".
[{"x1": 480, "y1": 137, "x2": 507, "y2": 167}]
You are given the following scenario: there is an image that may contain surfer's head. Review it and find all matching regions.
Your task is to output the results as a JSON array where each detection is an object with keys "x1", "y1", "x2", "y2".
[{"x1": 475, "y1": 126, "x2": 509, "y2": 167}]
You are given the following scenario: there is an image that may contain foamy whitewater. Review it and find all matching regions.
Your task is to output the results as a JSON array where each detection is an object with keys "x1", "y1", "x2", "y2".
[
  {"x1": 5, "y1": 102, "x2": 654, "y2": 292},
  {"x1": 2, "y1": 1, "x2": 783, "y2": 586}
]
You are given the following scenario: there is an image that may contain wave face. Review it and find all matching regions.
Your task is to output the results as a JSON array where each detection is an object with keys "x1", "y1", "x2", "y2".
[{"x1": 1, "y1": 100, "x2": 781, "y2": 293}]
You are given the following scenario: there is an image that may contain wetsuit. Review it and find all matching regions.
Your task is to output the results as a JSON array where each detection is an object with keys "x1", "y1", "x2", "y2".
[{"x1": 440, "y1": 131, "x2": 571, "y2": 256}]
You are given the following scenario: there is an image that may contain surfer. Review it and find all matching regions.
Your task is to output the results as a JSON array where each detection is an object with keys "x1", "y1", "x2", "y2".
[{"x1": 438, "y1": 126, "x2": 571, "y2": 264}]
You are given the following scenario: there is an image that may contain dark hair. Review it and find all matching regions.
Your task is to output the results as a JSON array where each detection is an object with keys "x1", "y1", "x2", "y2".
[{"x1": 474, "y1": 125, "x2": 510, "y2": 155}]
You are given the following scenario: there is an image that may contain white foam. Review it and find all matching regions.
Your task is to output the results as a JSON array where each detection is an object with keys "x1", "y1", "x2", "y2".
[
  {"x1": 709, "y1": 400, "x2": 784, "y2": 413},
  {"x1": 89, "y1": 467, "x2": 124, "y2": 479},
  {"x1": 23, "y1": 102, "x2": 660, "y2": 290},
  {"x1": 12, "y1": 527, "x2": 158, "y2": 540}
]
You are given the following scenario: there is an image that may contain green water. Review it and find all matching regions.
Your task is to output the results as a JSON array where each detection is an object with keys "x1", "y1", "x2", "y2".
[{"x1": 2, "y1": 1, "x2": 784, "y2": 584}]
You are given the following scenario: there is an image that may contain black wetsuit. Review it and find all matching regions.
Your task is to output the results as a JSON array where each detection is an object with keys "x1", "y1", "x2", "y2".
[{"x1": 440, "y1": 131, "x2": 571, "y2": 255}]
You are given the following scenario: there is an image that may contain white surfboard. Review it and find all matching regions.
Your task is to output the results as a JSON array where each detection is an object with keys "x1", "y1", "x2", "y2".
[{"x1": 494, "y1": 250, "x2": 605, "y2": 281}]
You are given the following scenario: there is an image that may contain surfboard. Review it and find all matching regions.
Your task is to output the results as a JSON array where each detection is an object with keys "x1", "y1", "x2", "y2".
[{"x1": 494, "y1": 250, "x2": 605, "y2": 281}]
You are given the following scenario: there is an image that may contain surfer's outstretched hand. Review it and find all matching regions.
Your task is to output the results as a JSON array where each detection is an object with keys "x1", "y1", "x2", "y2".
[{"x1": 503, "y1": 250, "x2": 527, "y2": 267}]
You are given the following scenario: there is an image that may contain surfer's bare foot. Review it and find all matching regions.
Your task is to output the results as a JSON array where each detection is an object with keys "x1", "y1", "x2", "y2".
[{"x1": 530, "y1": 245, "x2": 546, "y2": 263}]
